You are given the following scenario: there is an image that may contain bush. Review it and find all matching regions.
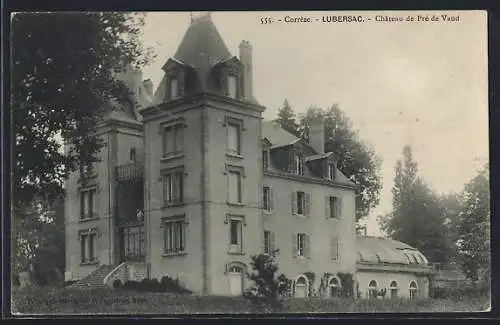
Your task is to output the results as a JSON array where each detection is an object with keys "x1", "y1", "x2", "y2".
[
  {"x1": 112, "y1": 279, "x2": 122, "y2": 289},
  {"x1": 243, "y1": 250, "x2": 290, "y2": 312},
  {"x1": 64, "y1": 280, "x2": 77, "y2": 286},
  {"x1": 160, "y1": 276, "x2": 191, "y2": 293}
]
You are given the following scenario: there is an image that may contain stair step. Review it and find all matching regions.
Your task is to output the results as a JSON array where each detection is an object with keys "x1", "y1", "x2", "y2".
[{"x1": 70, "y1": 265, "x2": 116, "y2": 288}]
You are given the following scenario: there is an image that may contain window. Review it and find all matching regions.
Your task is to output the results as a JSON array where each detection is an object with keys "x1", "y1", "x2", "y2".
[
  {"x1": 368, "y1": 280, "x2": 378, "y2": 299},
  {"x1": 80, "y1": 231, "x2": 97, "y2": 263},
  {"x1": 163, "y1": 124, "x2": 184, "y2": 157},
  {"x1": 263, "y1": 186, "x2": 273, "y2": 212},
  {"x1": 163, "y1": 170, "x2": 184, "y2": 206},
  {"x1": 409, "y1": 281, "x2": 418, "y2": 300},
  {"x1": 227, "y1": 170, "x2": 242, "y2": 204},
  {"x1": 229, "y1": 218, "x2": 243, "y2": 253},
  {"x1": 227, "y1": 123, "x2": 241, "y2": 155},
  {"x1": 163, "y1": 219, "x2": 186, "y2": 254},
  {"x1": 327, "y1": 196, "x2": 340, "y2": 219},
  {"x1": 228, "y1": 75, "x2": 237, "y2": 98},
  {"x1": 329, "y1": 277, "x2": 340, "y2": 297},
  {"x1": 264, "y1": 230, "x2": 273, "y2": 255},
  {"x1": 170, "y1": 78, "x2": 179, "y2": 100},
  {"x1": 297, "y1": 233, "x2": 306, "y2": 257},
  {"x1": 295, "y1": 275, "x2": 308, "y2": 298},
  {"x1": 390, "y1": 281, "x2": 398, "y2": 299},
  {"x1": 296, "y1": 191, "x2": 305, "y2": 215},
  {"x1": 262, "y1": 150, "x2": 269, "y2": 170},
  {"x1": 293, "y1": 155, "x2": 304, "y2": 175},
  {"x1": 327, "y1": 163, "x2": 336, "y2": 180},
  {"x1": 80, "y1": 188, "x2": 96, "y2": 220},
  {"x1": 130, "y1": 148, "x2": 136, "y2": 162}
]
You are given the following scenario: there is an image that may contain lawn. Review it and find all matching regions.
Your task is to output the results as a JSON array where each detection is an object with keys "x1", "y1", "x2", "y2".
[{"x1": 11, "y1": 286, "x2": 490, "y2": 315}]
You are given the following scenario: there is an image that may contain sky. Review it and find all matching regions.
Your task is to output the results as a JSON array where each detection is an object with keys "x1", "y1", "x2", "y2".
[{"x1": 139, "y1": 11, "x2": 489, "y2": 236}]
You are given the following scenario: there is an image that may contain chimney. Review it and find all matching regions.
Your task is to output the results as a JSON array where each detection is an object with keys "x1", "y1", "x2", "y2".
[
  {"x1": 143, "y1": 79, "x2": 153, "y2": 97},
  {"x1": 309, "y1": 117, "x2": 325, "y2": 154},
  {"x1": 239, "y1": 40, "x2": 253, "y2": 100}
]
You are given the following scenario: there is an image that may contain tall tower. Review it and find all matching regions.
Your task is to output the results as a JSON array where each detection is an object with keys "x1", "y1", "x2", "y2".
[{"x1": 140, "y1": 13, "x2": 265, "y2": 295}]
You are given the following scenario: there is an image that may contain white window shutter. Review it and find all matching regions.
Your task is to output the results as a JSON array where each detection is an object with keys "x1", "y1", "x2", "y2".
[
  {"x1": 337, "y1": 197, "x2": 342, "y2": 219},
  {"x1": 269, "y1": 188, "x2": 274, "y2": 211},
  {"x1": 305, "y1": 193, "x2": 311, "y2": 217},
  {"x1": 325, "y1": 196, "x2": 330, "y2": 219},
  {"x1": 305, "y1": 234, "x2": 311, "y2": 258},
  {"x1": 331, "y1": 236, "x2": 339, "y2": 260},
  {"x1": 291, "y1": 192, "x2": 297, "y2": 215},
  {"x1": 292, "y1": 233, "x2": 297, "y2": 258},
  {"x1": 271, "y1": 232, "x2": 276, "y2": 252}
]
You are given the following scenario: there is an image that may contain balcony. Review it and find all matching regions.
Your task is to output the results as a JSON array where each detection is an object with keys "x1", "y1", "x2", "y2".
[{"x1": 115, "y1": 162, "x2": 143, "y2": 182}]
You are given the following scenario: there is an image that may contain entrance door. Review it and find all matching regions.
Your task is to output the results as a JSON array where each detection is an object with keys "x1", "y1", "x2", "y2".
[
  {"x1": 228, "y1": 266, "x2": 243, "y2": 296},
  {"x1": 295, "y1": 276, "x2": 308, "y2": 298},
  {"x1": 120, "y1": 226, "x2": 145, "y2": 262}
]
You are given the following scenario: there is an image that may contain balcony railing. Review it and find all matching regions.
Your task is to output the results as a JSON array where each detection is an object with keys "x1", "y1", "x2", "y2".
[{"x1": 116, "y1": 162, "x2": 143, "y2": 181}]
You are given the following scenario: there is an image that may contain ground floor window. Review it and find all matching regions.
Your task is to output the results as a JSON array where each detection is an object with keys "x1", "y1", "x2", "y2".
[
  {"x1": 80, "y1": 231, "x2": 97, "y2": 263},
  {"x1": 163, "y1": 218, "x2": 186, "y2": 255},
  {"x1": 368, "y1": 280, "x2": 378, "y2": 299},
  {"x1": 390, "y1": 281, "x2": 399, "y2": 298},
  {"x1": 295, "y1": 275, "x2": 309, "y2": 298},
  {"x1": 409, "y1": 281, "x2": 418, "y2": 300},
  {"x1": 329, "y1": 277, "x2": 340, "y2": 297}
]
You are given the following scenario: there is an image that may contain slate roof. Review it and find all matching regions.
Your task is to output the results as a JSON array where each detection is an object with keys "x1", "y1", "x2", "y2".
[
  {"x1": 173, "y1": 14, "x2": 232, "y2": 68},
  {"x1": 261, "y1": 120, "x2": 301, "y2": 149},
  {"x1": 356, "y1": 236, "x2": 430, "y2": 266}
]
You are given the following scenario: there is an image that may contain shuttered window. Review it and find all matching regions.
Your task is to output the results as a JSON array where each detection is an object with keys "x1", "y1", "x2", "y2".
[{"x1": 331, "y1": 236, "x2": 339, "y2": 260}]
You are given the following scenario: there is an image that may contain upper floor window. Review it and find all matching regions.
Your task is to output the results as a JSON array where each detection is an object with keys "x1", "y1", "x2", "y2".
[
  {"x1": 327, "y1": 196, "x2": 341, "y2": 219},
  {"x1": 263, "y1": 230, "x2": 273, "y2": 255},
  {"x1": 163, "y1": 170, "x2": 184, "y2": 206},
  {"x1": 292, "y1": 191, "x2": 310, "y2": 216},
  {"x1": 263, "y1": 186, "x2": 273, "y2": 212},
  {"x1": 227, "y1": 215, "x2": 245, "y2": 254},
  {"x1": 293, "y1": 233, "x2": 309, "y2": 258},
  {"x1": 228, "y1": 123, "x2": 241, "y2": 155},
  {"x1": 130, "y1": 148, "x2": 136, "y2": 162},
  {"x1": 331, "y1": 236, "x2": 339, "y2": 260},
  {"x1": 293, "y1": 154, "x2": 304, "y2": 175},
  {"x1": 228, "y1": 75, "x2": 237, "y2": 99},
  {"x1": 327, "y1": 163, "x2": 336, "y2": 180},
  {"x1": 163, "y1": 123, "x2": 184, "y2": 157},
  {"x1": 169, "y1": 78, "x2": 179, "y2": 100},
  {"x1": 227, "y1": 170, "x2": 242, "y2": 204},
  {"x1": 80, "y1": 188, "x2": 97, "y2": 220},
  {"x1": 262, "y1": 150, "x2": 269, "y2": 170}
]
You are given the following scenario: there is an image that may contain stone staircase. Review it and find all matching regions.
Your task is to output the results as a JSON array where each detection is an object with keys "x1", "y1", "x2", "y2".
[{"x1": 71, "y1": 264, "x2": 116, "y2": 289}]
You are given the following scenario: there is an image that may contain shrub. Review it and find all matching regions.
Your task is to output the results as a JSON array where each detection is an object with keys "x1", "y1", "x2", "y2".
[
  {"x1": 337, "y1": 272, "x2": 355, "y2": 298},
  {"x1": 243, "y1": 249, "x2": 290, "y2": 312},
  {"x1": 64, "y1": 280, "x2": 77, "y2": 286},
  {"x1": 112, "y1": 279, "x2": 122, "y2": 289},
  {"x1": 124, "y1": 280, "x2": 140, "y2": 291},
  {"x1": 160, "y1": 275, "x2": 191, "y2": 293}
]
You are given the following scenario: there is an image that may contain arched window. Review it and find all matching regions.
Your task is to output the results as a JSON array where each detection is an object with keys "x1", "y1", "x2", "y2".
[
  {"x1": 389, "y1": 281, "x2": 398, "y2": 298},
  {"x1": 295, "y1": 275, "x2": 309, "y2": 298},
  {"x1": 409, "y1": 281, "x2": 418, "y2": 300},
  {"x1": 229, "y1": 265, "x2": 243, "y2": 273},
  {"x1": 368, "y1": 280, "x2": 378, "y2": 299},
  {"x1": 329, "y1": 277, "x2": 340, "y2": 298}
]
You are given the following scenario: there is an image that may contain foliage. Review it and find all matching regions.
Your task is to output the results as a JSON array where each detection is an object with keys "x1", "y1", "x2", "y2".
[
  {"x1": 303, "y1": 271, "x2": 316, "y2": 297},
  {"x1": 456, "y1": 164, "x2": 490, "y2": 284},
  {"x1": 12, "y1": 12, "x2": 155, "y2": 208},
  {"x1": 337, "y1": 272, "x2": 355, "y2": 298},
  {"x1": 299, "y1": 105, "x2": 382, "y2": 222},
  {"x1": 113, "y1": 279, "x2": 123, "y2": 289},
  {"x1": 12, "y1": 286, "x2": 490, "y2": 314},
  {"x1": 378, "y1": 145, "x2": 454, "y2": 263},
  {"x1": 243, "y1": 250, "x2": 291, "y2": 312},
  {"x1": 274, "y1": 99, "x2": 300, "y2": 137},
  {"x1": 121, "y1": 276, "x2": 191, "y2": 293}
]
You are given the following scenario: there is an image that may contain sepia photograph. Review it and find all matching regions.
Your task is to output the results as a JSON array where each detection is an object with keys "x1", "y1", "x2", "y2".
[{"x1": 10, "y1": 10, "x2": 490, "y2": 315}]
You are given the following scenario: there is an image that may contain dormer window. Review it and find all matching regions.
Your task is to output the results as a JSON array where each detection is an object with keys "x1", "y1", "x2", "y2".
[
  {"x1": 228, "y1": 75, "x2": 237, "y2": 99},
  {"x1": 169, "y1": 78, "x2": 179, "y2": 100},
  {"x1": 327, "y1": 163, "x2": 336, "y2": 180},
  {"x1": 294, "y1": 155, "x2": 304, "y2": 175}
]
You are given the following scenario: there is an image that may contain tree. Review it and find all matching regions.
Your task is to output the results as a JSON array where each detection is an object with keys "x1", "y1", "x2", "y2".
[
  {"x1": 12, "y1": 12, "x2": 155, "y2": 208},
  {"x1": 274, "y1": 99, "x2": 300, "y2": 137},
  {"x1": 457, "y1": 164, "x2": 490, "y2": 285},
  {"x1": 299, "y1": 105, "x2": 382, "y2": 222},
  {"x1": 243, "y1": 250, "x2": 291, "y2": 312},
  {"x1": 379, "y1": 145, "x2": 453, "y2": 263}
]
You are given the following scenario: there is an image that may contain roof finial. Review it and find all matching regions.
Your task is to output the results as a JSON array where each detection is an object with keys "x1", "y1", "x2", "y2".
[{"x1": 190, "y1": 11, "x2": 212, "y2": 24}]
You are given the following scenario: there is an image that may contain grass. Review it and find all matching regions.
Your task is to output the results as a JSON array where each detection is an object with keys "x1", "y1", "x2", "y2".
[{"x1": 11, "y1": 286, "x2": 491, "y2": 315}]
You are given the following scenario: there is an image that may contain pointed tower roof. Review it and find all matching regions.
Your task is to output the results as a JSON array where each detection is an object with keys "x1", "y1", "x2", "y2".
[{"x1": 173, "y1": 13, "x2": 232, "y2": 68}]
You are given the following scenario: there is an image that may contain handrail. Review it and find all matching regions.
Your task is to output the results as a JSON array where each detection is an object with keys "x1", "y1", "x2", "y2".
[{"x1": 103, "y1": 262, "x2": 126, "y2": 285}]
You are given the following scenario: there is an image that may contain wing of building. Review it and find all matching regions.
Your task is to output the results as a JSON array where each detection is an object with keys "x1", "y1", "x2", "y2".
[{"x1": 64, "y1": 12, "x2": 434, "y2": 298}]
